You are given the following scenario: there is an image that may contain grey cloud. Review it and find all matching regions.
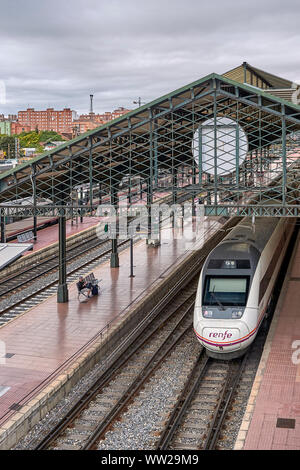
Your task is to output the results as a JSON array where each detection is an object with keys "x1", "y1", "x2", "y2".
[{"x1": 0, "y1": 0, "x2": 300, "y2": 115}]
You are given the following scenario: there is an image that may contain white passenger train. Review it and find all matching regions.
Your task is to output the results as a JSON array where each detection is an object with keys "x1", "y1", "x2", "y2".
[{"x1": 193, "y1": 216, "x2": 295, "y2": 359}]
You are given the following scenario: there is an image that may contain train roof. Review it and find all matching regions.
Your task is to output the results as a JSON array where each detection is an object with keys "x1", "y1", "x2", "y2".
[{"x1": 221, "y1": 217, "x2": 280, "y2": 253}]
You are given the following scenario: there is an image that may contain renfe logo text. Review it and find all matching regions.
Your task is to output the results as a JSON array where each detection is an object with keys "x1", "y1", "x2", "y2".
[{"x1": 209, "y1": 330, "x2": 233, "y2": 340}]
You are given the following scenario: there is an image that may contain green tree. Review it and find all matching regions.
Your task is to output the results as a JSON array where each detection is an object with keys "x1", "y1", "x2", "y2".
[
  {"x1": 17, "y1": 132, "x2": 40, "y2": 148},
  {"x1": 0, "y1": 136, "x2": 16, "y2": 157},
  {"x1": 39, "y1": 130, "x2": 63, "y2": 143},
  {"x1": 15, "y1": 130, "x2": 64, "y2": 149}
]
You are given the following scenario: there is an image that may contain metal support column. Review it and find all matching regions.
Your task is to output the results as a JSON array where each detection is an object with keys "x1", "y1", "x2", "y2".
[
  {"x1": 80, "y1": 186, "x2": 83, "y2": 223},
  {"x1": 70, "y1": 152, "x2": 74, "y2": 226},
  {"x1": 213, "y1": 89, "x2": 218, "y2": 207},
  {"x1": 128, "y1": 137, "x2": 132, "y2": 205},
  {"x1": 31, "y1": 167, "x2": 37, "y2": 242},
  {"x1": 57, "y1": 207, "x2": 68, "y2": 303},
  {"x1": 129, "y1": 238, "x2": 135, "y2": 278},
  {"x1": 282, "y1": 106, "x2": 287, "y2": 206},
  {"x1": 0, "y1": 210, "x2": 5, "y2": 243},
  {"x1": 198, "y1": 127, "x2": 202, "y2": 187},
  {"x1": 147, "y1": 111, "x2": 155, "y2": 244},
  {"x1": 207, "y1": 175, "x2": 212, "y2": 205},
  {"x1": 154, "y1": 120, "x2": 158, "y2": 187},
  {"x1": 110, "y1": 186, "x2": 119, "y2": 268},
  {"x1": 99, "y1": 183, "x2": 102, "y2": 206},
  {"x1": 235, "y1": 103, "x2": 240, "y2": 188},
  {"x1": 192, "y1": 164, "x2": 196, "y2": 216},
  {"x1": 89, "y1": 137, "x2": 93, "y2": 215},
  {"x1": 147, "y1": 178, "x2": 152, "y2": 241},
  {"x1": 173, "y1": 169, "x2": 178, "y2": 205},
  {"x1": 140, "y1": 179, "x2": 143, "y2": 200},
  {"x1": 33, "y1": 213, "x2": 37, "y2": 242}
]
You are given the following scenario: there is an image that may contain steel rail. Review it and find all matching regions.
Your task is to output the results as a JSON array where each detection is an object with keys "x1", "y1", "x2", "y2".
[
  {"x1": 26, "y1": 216, "x2": 239, "y2": 450},
  {"x1": 202, "y1": 353, "x2": 249, "y2": 450},
  {"x1": 0, "y1": 233, "x2": 110, "y2": 297},
  {"x1": 0, "y1": 189, "x2": 201, "y2": 317},
  {"x1": 0, "y1": 189, "x2": 189, "y2": 296},
  {"x1": 82, "y1": 316, "x2": 194, "y2": 450},
  {"x1": 155, "y1": 352, "x2": 210, "y2": 450},
  {"x1": 35, "y1": 302, "x2": 195, "y2": 450}
]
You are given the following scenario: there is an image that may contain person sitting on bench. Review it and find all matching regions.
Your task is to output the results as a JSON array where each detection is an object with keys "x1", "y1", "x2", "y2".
[{"x1": 77, "y1": 276, "x2": 92, "y2": 298}]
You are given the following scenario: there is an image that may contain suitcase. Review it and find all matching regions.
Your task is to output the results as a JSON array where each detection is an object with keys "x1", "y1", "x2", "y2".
[{"x1": 92, "y1": 285, "x2": 99, "y2": 296}]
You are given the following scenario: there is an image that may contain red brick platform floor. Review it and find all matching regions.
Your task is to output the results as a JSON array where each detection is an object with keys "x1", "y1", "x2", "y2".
[
  {"x1": 0, "y1": 216, "x2": 221, "y2": 427},
  {"x1": 236, "y1": 232, "x2": 300, "y2": 450}
]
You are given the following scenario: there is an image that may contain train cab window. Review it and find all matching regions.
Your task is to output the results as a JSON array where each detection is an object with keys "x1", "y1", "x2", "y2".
[{"x1": 203, "y1": 276, "x2": 250, "y2": 307}]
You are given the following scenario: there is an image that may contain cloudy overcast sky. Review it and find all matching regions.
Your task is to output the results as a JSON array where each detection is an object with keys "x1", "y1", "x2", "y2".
[{"x1": 1, "y1": 0, "x2": 300, "y2": 115}]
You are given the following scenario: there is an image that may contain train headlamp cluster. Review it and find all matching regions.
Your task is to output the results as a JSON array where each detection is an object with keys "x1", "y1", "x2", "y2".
[
  {"x1": 203, "y1": 309, "x2": 244, "y2": 318},
  {"x1": 203, "y1": 310, "x2": 213, "y2": 318},
  {"x1": 231, "y1": 310, "x2": 244, "y2": 318},
  {"x1": 224, "y1": 260, "x2": 236, "y2": 268}
]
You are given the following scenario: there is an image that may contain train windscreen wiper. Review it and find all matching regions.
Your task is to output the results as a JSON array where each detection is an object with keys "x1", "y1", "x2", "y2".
[{"x1": 210, "y1": 287, "x2": 225, "y2": 311}]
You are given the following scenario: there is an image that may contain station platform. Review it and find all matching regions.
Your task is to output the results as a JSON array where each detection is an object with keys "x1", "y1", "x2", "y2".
[
  {"x1": 235, "y1": 231, "x2": 300, "y2": 450},
  {"x1": 0, "y1": 215, "x2": 222, "y2": 448},
  {"x1": 6, "y1": 217, "x2": 58, "y2": 240},
  {"x1": 7, "y1": 191, "x2": 170, "y2": 256},
  {"x1": 17, "y1": 216, "x2": 103, "y2": 254}
]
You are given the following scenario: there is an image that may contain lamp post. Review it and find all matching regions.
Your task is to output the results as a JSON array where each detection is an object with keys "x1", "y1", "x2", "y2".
[
  {"x1": 133, "y1": 97, "x2": 145, "y2": 108},
  {"x1": 129, "y1": 238, "x2": 135, "y2": 278}
]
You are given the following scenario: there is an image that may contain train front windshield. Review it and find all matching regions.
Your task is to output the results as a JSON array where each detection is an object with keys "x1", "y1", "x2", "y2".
[{"x1": 203, "y1": 276, "x2": 249, "y2": 307}]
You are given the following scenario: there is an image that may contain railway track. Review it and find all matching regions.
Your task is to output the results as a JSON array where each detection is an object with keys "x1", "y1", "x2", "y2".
[
  {"x1": 34, "y1": 278, "x2": 199, "y2": 450},
  {"x1": 155, "y1": 353, "x2": 248, "y2": 450},
  {"x1": 153, "y1": 226, "x2": 299, "y2": 451},
  {"x1": 12, "y1": 217, "x2": 239, "y2": 450},
  {"x1": 0, "y1": 191, "x2": 196, "y2": 324},
  {"x1": 34, "y1": 296, "x2": 266, "y2": 452},
  {"x1": 0, "y1": 230, "x2": 114, "y2": 299},
  {"x1": 0, "y1": 236, "x2": 132, "y2": 325},
  {"x1": 154, "y1": 320, "x2": 271, "y2": 451}
]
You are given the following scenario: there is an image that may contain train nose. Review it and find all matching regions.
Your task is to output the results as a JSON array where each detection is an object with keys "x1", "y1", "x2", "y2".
[
  {"x1": 198, "y1": 321, "x2": 250, "y2": 354},
  {"x1": 203, "y1": 327, "x2": 241, "y2": 349}
]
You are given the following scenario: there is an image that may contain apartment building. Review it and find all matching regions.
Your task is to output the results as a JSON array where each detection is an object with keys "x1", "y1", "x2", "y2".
[
  {"x1": 18, "y1": 108, "x2": 74, "y2": 133},
  {"x1": 72, "y1": 107, "x2": 130, "y2": 134}
]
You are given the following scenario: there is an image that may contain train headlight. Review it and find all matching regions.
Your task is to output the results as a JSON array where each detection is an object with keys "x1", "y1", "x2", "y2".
[
  {"x1": 203, "y1": 310, "x2": 213, "y2": 318},
  {"x1": 232, "y1": 310, "x2": 243, "y2": 319}
]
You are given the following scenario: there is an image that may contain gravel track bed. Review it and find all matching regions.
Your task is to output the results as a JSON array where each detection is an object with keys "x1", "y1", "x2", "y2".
[
  {"x1": 13, "y1": 292, "x2": 195, "y2": 450},
  {"x1": 216, "y1": 359, "x2": 263, "y2": 449},
  {"x1": 14, "y1": 327, "x2": 262, "y2": 451},
  {"x1": 13, "y1": 340, "x2": 119, "y2": 450},
  {"x1": 97, "y1": 332, "x2": 200, "y2": 450},
  {"x1": 50, "y1": 308, "x2": 194, "y2": 449},
  {"x1": 166, "y1": 361, "x2": 229, "y2": 450}
]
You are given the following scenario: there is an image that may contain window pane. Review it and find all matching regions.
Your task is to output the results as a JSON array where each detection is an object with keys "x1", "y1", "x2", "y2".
[
  {"x1": 203, "y1": 276, "x2": 249, "y2": 307},
  {"x1": 209, "y1": 278, "x2": 247, "y2": 293}
]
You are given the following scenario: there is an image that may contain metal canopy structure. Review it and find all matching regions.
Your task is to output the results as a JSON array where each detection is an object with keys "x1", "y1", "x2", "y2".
[
  {"x1": 0, "y1": 72, "x2": 300, "y2": 219},
  {"x1": 0, "y1": 74, "x2": 300, "y2": 216},
  {"x1": 1, "y1": 67, "x2": 300, "y2": 303}
]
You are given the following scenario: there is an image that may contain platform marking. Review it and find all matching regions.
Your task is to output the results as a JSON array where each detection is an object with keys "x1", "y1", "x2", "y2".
[
  {"x1": 0, "y1": 386, "x2": 10, "y2": 398},
  {"x1": 296, "y1": 364, "x2": 300, "y2": 382}
]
